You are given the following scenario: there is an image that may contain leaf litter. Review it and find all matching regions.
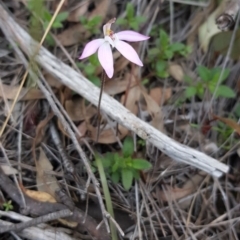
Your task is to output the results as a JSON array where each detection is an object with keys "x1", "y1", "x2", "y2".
[{"x1": 0, "y1": 0, "x2": 239, "y2": 239}]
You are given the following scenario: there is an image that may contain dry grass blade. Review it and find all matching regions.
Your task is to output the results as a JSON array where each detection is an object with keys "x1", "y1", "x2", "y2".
[{"x1": 0, "y1": 0, "x2": 66, "y2": 138}]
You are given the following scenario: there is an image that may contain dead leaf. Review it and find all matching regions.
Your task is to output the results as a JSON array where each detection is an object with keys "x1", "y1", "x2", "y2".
[
  {"x1": 65, "y1": 98, "x2": 96, "y2": 121},
  {"x1": 67, "y1": 0, "x2": 90, "y2": 22},
  {"x1": 77, "y1": 121, "x2": 87, "y2": 136},
  {"x1": 89, "y1": 124, "x2": 129, "y2": 144},
  {"x1": 52, "y1": 0, "x2": 68, "y2": 12},
  {"x1": 44, "y1": 72, "x2": 62, "y2": 89},
  {"x1": 198, "y1": 1, "x2": 226, "y2": 52},
  {"x1": 149, "y1": 87, "x2": 172, "y2": 106},
  {"x1": 24, "y1": 188, "x2": 57, "y2": 203},
  {"x1": 213, "y1": 114, "x2": 240, "y2": 135},
  {"x1": 0, "y1": 165, "x2": 18, "y2": 175},
  {"x1": 57, "y1": 23, "x2": 91, "y2": 46},
  {"x1": 121, "y1": 79, "x2": 141, "y2": 114},
  {"x1": 23, "y1": 185, "x2": 78, "y2": 227},
  {"x1": 33, "y1": 112, "x2": 54, "y2": 148},
  {"x1": 168, "y1": 63, "x2": 184, "y2": 82},
  {"x1": 22, "y1": 184, "x2": 78, "y2": 227},
  {"x1": 0, "y1": 83, "x2": 46, "y2": 100},
  {"x1": 36, "y1": 148, "x2": 60, "y2": 197},
  {"x1": 187, "y1": 0, "x2": 216, "y2": 47},
  {"x1": 155, "y1": 174, "x2": 205, "y2": 202},
  {"x1": 89, "y1": 0, "x2": 111, "y2": 19},
  {"x1": 104, "y1": 78, "x2": 136, "y2": 95},
  {"x1": 58, "y1": 219, "x2": 78, "y2": 228}
]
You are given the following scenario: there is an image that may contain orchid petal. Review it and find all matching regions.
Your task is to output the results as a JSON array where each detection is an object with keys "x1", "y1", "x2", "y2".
[
  {"x1": 79, "y1": 39, "x2": 104, "y2": 59},
  {"x1": 103, "y1": 18, "x2": 116, "y2": 36},
  {"x1": 98, "y1": 42, "x2": 114, "y2": 78},
  {"x1": 115, "y1": 40, "x2": 143, "y2": 66},
  {"x1": 105, "y1": 36, "x2": 115, "y2": 48},
  {"x1": 115, "y1": 31, "x2": 150, "y2": 42}
]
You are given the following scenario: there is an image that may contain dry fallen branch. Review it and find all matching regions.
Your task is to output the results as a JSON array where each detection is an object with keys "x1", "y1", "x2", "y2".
[
  {"x1": 0, "y1": 168, "x2": 110, "y2": 240},
  {"x1": 0, "y1": 4, "x2": 229, "y2": 177},
  {"x1": 216, "y1": 0, "x2": 240, "y2": 31}
]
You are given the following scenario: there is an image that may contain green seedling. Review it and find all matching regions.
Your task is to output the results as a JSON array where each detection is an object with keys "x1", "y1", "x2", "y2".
[
  {"x1": 77, "y1": 54, "x2": 101, "y2": 86},
  {"x1": 137, "y1": 139, "x2": 146, "y2": 147},
  {"x1": 3, "y1": 200, "x2": 13, "y2": 212},
  {"x1": 28, "y1": 0, "x2": 69, "y2": 46},
  {"x1": 149, "y1": 29, "x2": 191, "y2": 78},
  {"x1": 79, "y1": 16, "x2": 102, "y2": 35},
  {"x1": 94, "y1": 137, "x2": 152, "y2": 191},
  {"x1": 116, "y1": 3, "x2": 146, "y2": 31},
  {"x1": 184, "y1": 66, "x2": 235, "y2": 99}
]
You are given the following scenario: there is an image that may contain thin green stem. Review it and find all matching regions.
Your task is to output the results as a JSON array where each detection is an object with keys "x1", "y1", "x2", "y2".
[{"x1": 95, "y1": 155, "x2": 118, "y2": 240}]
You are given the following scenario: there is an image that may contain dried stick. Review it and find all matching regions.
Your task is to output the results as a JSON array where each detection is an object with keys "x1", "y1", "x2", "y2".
[
  {"x1": 0, "y1": 4, "x2": 229, "y2": 177},
  {"x1": 0, "y1": 209, "x2": 72, "y2": 233},
  {"x1": 216, "y1": 0, "x2": 240, "y2": 31},
  {"x1": 0, "y1": 168, "x2": 110, "y2": 240}
]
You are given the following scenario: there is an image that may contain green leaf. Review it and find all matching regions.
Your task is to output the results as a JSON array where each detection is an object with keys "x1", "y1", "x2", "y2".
[
  {"x1": 84, "y1": 65, "x2": 96, "y2": 75},
  {"x1": 126, "y1": 3, "x2": 134, "y2": 19},
  {"x1": 100, "y1": 153, "x2": 113, "y2": 168},
  {"x1": 89, "y1": 76, "x2": 100, "y2": 87},
  {"x1": 148, "y1": 48, "x2": 160, "y2": 57},
  {"x1": 52, "y1": 21, "x2": 63, "y2": 29},
  {"x1": 43, "y1": 10, "x2": 52, "y2": 21},
  {"x1": 55, "y1": 11, "x2": 69, "y2": 23},
  {"x1": 156, "y1": 60, "x2": 167, "y2": 74},
  {"x1": 130, "y1": 20, "x2": 139, "y2": 31},
  {"x1": 135, "y1": 16, "x2": 146, "y2": 24},
  {"x1": 234, "y1": 103, "x2": 240, "y2": 118},
  {"x1": 89, "y1": 54, "x2": 100, "y2": 66},
  {"x1": 156, "y1": 60, "x2": 169, "y2": 78},
  {"x1": 196, "y1": 84, "x2": 204, "y2": 98},
  {"x1": 169, "y1": 42, "x2": 185, "y2": 52},
  {"x1": 121, "y1": 168, "x2": 133, "y2": 190},
  {"x1": 215, "y1": 85, "x2": 236, "y2": 98},
  {"x1": 88, "y1": 16, "x2": 102, "y2": 28},
  {"x1": 116, "y1": 18, "x2": 127, "y2": 26},
  {"x1": 197, "y1": 66, "x2": 211, "y2": 82},
  {"x1": 111, "y1": 171, "x2": 120, "y2": 184},
  {"x1": 79, "y1": 16, "x2": 87, "y2": 24},
  {"x1": 184, "y1": 75, "x2": 193, "y2": 84},
  {"x1": 132, "y1": 159, "x2": 152, "y2": 170},
  {"x1": 211, "y1": 68, "x2": 230, "y2": 84},
  {"x1": 185, "y1": 86, "x2": 197, "y2": 98},
  {"x1": 45, "y1": 34, "x2": 55, "y2": 46},
  {"x1": 180, "y1": 45, "x2": 192, "y2": 56},
  {"x1": 164, "y1": 49, "x2": 174, "y2": 59},
  {"x1": 132, "y1": 169, "x2": 140, "y2": 180},
  {"x1": 159, "y1": 29, "x2": 169, "y2": 48},
  {"x1": 112, "y1": 155, "x2": 120, "y2": 172},
  {"x1": 122, "y1": 136, "x2": 134, "y2": 157}
]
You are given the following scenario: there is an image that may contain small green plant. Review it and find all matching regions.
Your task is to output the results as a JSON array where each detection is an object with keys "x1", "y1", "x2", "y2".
[
  {"x1": 77, "y1": 54, "x2": 101, "y2": 86},
  {"x1": 137, "y1": 139, "x2": 146, "y2": 147},
  {"x1": 116, "y1": 3, "x2": 146, "y2": 31},
  {"x1": 28, "y1": 0, "x2": 69, "y2": 46},
  {"x1": 42, "y1": 11, "x2": 69, "y2": 30},
  {"x1": 184, "y1": 66, "x2": 235, "y2": 99},
  {"x1": 95, "y1": 137, "x2": 152, "y2": 191},
  {"x1": 149, "y1": 29, "x2": 191, "y2": 78},
  {"x1": 3, "y1": 200, "x2": 13, "y2": 212},
  {"x1": 79, "y1": 16, "x2": 102, "y2": 35}
]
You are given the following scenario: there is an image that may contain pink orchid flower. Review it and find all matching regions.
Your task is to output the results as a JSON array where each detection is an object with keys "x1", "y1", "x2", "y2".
[{"x1": 79, "y1": 18, "x2": 150, "y2": 78}]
